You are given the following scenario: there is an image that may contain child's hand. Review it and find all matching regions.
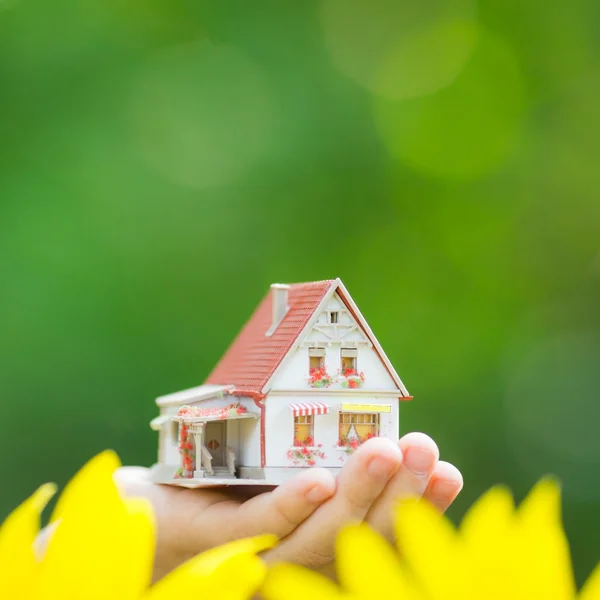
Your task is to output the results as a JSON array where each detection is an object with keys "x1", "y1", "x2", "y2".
[{"x1": 116, "y1": 432, "x2": 462, "y2": 581}]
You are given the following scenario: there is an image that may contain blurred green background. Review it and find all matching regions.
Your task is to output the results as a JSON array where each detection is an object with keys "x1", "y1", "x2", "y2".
[{"x1": 1, "y1": 0, "x2": 599, "y2": 584}]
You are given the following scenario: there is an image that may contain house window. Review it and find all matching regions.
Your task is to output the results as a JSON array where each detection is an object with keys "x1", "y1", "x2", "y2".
[
  {"x1": 341, "y1": 348, "x2": 357, "y2": 373},
  {"x1": 329, "y1": 311, "x2": 339, "y2": 323},
  {"x1": 339, "y1": 413, "x2": 379, "y2": 442},
  {"x1": 309, "y1": 347, "x2": 325, "y2": 371},
  {"x1": 294, "y1": 415, "x2": 314, "y2": 446}
]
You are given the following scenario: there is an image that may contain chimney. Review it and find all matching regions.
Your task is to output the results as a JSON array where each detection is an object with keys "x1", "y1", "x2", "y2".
[{"x1": 268, "y1": 283, "x2": 290, "y2": 335}]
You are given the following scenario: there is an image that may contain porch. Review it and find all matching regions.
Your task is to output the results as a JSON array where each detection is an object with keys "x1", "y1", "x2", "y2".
[{"x1": 174, "y1": 405, "x2": 259, "y2": 480}]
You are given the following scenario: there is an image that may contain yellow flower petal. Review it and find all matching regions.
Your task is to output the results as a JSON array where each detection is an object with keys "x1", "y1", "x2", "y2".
[
  {"x1": 36, "y1": 450, "x2": 149, "y2": 600},
  {"x1": 460, "y1": 485, "x2": 515, "y2": 544},
  {"x1": 459, "y1": 486, "x2": 519, "y2": 600},
  {"x1": 50, "y1": 450, "x2": 121, "y2": 523},
  {"x1": 580, "y1": 563, "x2": 600, "y2": 600},
  {"x1": 0, "y1": 483, "x2": 56, "y2": 600},
  {"x1": 198, "y1": 553, "x2": 267, "y2": 600},
  {"x1": 336, "y1": 523, "x2": 417, "y2": 599},
  {"x1": 146, "y1": 536, "x2": 277, "y2": 600},
  {"x1": 394, "y1": 498, "x2": 461, "y2": 600},
  {"x1": 514, "y1": 478, "x2": 575, "y2": 600},
  {"x1": 261, "y1": 563, "x2": 346, "y2": 600},
  {"x1": 118, "y1": 498, "x2": 156, "y2": 599}
]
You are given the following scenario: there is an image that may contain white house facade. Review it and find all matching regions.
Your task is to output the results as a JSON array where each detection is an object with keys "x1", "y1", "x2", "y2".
[{"x1": 150, "y1": 279, "x2": 412, "y2": 487}]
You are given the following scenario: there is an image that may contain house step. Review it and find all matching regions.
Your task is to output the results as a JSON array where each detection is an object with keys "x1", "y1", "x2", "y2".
[{"x1": 208, "y1": 467, "x2": 236, "y2": 479}]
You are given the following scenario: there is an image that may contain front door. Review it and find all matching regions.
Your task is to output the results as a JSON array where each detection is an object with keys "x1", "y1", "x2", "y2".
[{"x1": 205, "y1": 421, "x2": 225, "y2": 466}]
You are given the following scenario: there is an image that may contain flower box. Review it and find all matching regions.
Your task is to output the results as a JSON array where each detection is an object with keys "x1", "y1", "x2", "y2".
[
  {"x1": 287, "y1": 437, "x2": 326, "y2": 467},
  {"x1": 336, "y1": 432, "x2": 376, "y2": 455},
  {"x1": 339, "y1": 369, "x2": 365, "y2": 389},
  {"x1": 308, "y1": 367, "x2": 334, "y2": 388},
  {"x1": 307, "y1": 368, "x2": 365, "y2": 389}
]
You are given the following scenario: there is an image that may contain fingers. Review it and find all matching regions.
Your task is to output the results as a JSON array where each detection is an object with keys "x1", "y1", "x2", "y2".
[
  {"x1": 264, "y1": 437, "x2": 403, "y2": 568},
  {"x1": 423, "y1": 460, "x2": 463, "y2": 513},
  {"x1": 365, "y1": 432, "x2": 439, "y2": 540},
  {"x1": 201, "y1": 468, "x2": 336, "y2": 545},
  {"x1": 239, "y1": 469, "x2": 337, "y2": 537}
]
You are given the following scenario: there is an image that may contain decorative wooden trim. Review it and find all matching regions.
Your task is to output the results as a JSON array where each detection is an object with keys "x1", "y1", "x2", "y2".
[
  {"x1": 269, "y1": 388, "x2": 411, "y2": 399},
  {"x1": 339, "y1": 325, "x2": 359, "y2": 340},
  {"x1": 310, "y1": 322, "x2": 365, "y2": 344},
  {"x1": 312, "y1": 325, "x2": 333, "y2": 339}
]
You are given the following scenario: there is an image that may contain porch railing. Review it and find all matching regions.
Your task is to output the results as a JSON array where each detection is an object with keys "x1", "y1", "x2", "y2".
[
  {"x1": 200, "y1": 445, "x2": 214, "y2": 475},
  {"x1": 226, "y1": 446, "x2": 236, "y2": 476}
]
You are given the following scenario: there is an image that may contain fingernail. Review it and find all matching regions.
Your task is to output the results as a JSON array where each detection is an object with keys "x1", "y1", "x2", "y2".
[
  {"x1": 367, "y1": 456, "x2": 398, "y2": 481},
  {"x1": 404, "y1": 447, "x2": 436, "y2": 476},
  {"x1": 430, "y1": 479, "x2": 461, "y2": 499},
  {"x1": 305, "y1": 484, "x2": 331, "y2": 504}
]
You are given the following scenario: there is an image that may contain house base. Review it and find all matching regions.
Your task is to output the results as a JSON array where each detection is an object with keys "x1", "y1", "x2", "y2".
[{"x1": 150, "y1": 463, "x2": 343, "y2": 487}]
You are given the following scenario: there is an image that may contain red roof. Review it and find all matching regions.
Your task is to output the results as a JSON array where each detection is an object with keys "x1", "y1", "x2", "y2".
[{"x1": 205, "y1": 280, "x2": 335, "y2": 397}]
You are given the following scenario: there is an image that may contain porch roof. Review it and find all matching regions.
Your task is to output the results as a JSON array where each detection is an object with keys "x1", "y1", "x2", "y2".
[
  {"x1": 156, "y1": 384, "x2": 235, "y2": 407},
  {"x1": 174, "y1": 412, "x2": 259, "y2": 424},
  {"x1": 149, "y1": 414, "x2": 170, "y2": 430}
]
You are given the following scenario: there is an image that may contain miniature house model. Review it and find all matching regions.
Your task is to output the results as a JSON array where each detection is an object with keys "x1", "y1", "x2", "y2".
[{"x1": 150, "y1": 279, "x2": 412, "y2": 486}]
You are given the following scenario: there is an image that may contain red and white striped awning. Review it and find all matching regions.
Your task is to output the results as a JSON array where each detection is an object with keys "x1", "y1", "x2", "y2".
[{"x1": 289, "y1": 402, "x2": 330, "y2": 417}]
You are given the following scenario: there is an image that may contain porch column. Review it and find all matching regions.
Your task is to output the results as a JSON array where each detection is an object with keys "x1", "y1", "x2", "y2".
[{"x1": 192, "y1": 423, "x2": 205, "y2": 479}]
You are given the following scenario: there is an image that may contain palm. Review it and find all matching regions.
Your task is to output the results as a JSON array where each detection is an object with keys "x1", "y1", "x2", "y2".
[{"x1": 116, "y1": 434, "x2": 463, "y2": 581}]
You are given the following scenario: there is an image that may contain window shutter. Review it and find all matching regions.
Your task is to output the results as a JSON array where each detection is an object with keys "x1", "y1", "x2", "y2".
[
  {"x1": 309, "y1": 348, "x2": 326, "y2": 357},
  {"x1": 341, "y1": 348, "x2": 358, "y2": 357}
]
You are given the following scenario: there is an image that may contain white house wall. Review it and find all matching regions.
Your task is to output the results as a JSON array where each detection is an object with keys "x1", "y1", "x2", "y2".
[
  {"x1": 233, "y1": 395, "x2": 260, "y2": 467},
  {"x1": 264, "y1": 291, "x2": 402, "y2": 470},
  {"x1": 161, "y1": 405, "x2": 181, "y2": 466},
  {"x1": 237, "y1": 418, "x2": 261, "y2": 467},
  {"x1": 264, "y1": 395, "x2": 399, "y2": 468}
]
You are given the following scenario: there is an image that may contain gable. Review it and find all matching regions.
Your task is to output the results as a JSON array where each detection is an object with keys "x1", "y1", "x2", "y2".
[
  {"x1": 263, "y1": 284, "x2": 410, "y2": 396},
  {"x1": 205, "y1": 278, "x2": 410, "y2": 399}
]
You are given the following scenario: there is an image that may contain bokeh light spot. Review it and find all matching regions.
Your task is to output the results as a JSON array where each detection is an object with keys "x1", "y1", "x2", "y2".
[
  {"x1": 373, "y1": 29, "x2": 525, "y2": 181},
  {"x1": 320, "y1": 0, "x2": 477, "y2": 100},
  {"x1": 375, "y1": 20, "x2": 480, "y2": 100},
  {"x1": 128, "y1": 40, "x2": 276, "y2": 189}
]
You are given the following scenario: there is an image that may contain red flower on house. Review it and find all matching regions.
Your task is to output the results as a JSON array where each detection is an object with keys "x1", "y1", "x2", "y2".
[
  {"x1": 308, "y1": 367, "x2": 334, "y2": 388},
  {"x1": 339, "y1": 368, "x2": 366, "y2": 388},
  {"x1": 177, "y1": 402, "x2": 248, "y2": 420},
  {"x1": 337, "y1": 431, "x2": 377, "y2": 455},
  {"x1": 287, "y1": 439, "x2": 327, "y2": 467}
]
